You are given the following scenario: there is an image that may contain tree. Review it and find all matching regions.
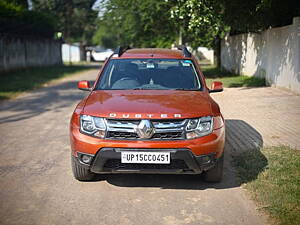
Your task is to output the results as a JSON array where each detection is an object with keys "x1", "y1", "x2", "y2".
[
  {"x1": 32, "y1": 0, "x2": 98, "y2": 44},
  {"x1": 223, "y1": 0, "x2": 300, "y2": 34},
  {"x1": 0, "y1": 0, "x2": 55, "y2": 38},
  {"x1": 170, "y1": 0, "x2": 228, "y2": 67},
  {"x1": 92, "y1": 0, "x2": 177, "y2": 48},
  {"x1": 170, "y1": 0, "x2": 226, "y2": 48},
  {"x1": 170, "y1": 0, "x2": 300, "y2": 66},
  {"x1": 7, "y1": 0, "x2": 28, "y2": 8}
]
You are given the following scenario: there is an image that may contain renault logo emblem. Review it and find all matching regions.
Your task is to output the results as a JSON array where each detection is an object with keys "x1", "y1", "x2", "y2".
[{"x1": 135, "y1": 120, "x2": 155, "y2": 139}]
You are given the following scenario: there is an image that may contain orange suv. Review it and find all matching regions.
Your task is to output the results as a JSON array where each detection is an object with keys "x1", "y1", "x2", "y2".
[{"x1": 70, "y1": 46, "x2": 225, "y2": 182}]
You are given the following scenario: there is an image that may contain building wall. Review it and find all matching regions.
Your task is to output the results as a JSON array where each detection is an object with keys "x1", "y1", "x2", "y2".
[
  {"x1": 0, "y1": 35, "x2": 62, "y2": 72},
  {"x1": 221, "y1": 17, "x2": 300, "y2": 93}
]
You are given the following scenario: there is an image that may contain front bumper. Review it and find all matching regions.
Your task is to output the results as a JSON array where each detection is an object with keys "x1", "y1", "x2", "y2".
[
  {"x1": 75, "y1": 148, "x2": 219, "y2": 174},
  {"x1": 70, "y1": 125, "x2": 225, "y2": 157}
]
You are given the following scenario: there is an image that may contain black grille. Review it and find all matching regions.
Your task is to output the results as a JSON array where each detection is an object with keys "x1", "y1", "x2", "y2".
[
  {"x1": 152, "y1": 132, "x2": 183, "y2": 140},
  {"x1": 107, "y1": 131, "x2": 139, "y2": 139},
  {"x1": 103, "y1": 159, "x2": 189, "y2": 170},
  {"x1": 107, "y1": 131, "x2": 184, "y2": 140}
]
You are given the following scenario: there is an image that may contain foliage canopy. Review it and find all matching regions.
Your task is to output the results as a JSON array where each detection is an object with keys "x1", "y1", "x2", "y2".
[
  {"x1": 0, "y1": 0, "x2": 55, "y2": 38},
  {"x1": 32, "y1": 0, "x2": 98, "y2": 44},
  {"x1": 2, "y1": 0, "x2": 299, "y2": 49},
  {"x1": 93, "y1": 0, "x2": 177, "y2": 48},
  {"x1": 223, "y1": 0, "x2": 300, "y2": 34},
  {"x1": 93, "y1": 0, "x2": 300, "y2": 49}
]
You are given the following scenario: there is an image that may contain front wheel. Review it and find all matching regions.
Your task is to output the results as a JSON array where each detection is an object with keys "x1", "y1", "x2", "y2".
[
  {"x1": 71, "y1": 156, "x2": 95, "y2": 181},
  {"x1": 202, "y1": 154, "x2": 224, "y2": 182}
]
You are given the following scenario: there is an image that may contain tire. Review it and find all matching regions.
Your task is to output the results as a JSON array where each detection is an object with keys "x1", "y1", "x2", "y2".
[
  {"x1": 71, "y1": 156, "x2": 95, "y2": 181},
  {"x1": 202, "y1": 154, "x2": 224, "y2": 182}
]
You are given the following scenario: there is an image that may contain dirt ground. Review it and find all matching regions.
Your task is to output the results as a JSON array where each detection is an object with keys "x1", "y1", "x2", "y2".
[{"x1": 1, "y1": 69, "x2": 299, "y2": 225}]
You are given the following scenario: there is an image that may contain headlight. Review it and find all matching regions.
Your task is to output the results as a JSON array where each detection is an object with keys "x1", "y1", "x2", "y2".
[
  {"x1": 80, "y1": 115, "x2": 106, "y2": 138},
  {"x1": 186, "y1": 116, "x2": 213, "y2": 139}
]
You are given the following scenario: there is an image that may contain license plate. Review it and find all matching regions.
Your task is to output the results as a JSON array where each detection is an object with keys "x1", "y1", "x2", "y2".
[{"x1": 121, "y1": 152, "x2": 170, "y2": 164}]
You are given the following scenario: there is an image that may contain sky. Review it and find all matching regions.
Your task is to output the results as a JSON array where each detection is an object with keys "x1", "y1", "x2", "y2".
[
  {"x1": 27, "y1": 0, "x2": 33, "y2": 10},
  {"x1": 92, "y1": 0, "x2": 108, "y2": 17}
]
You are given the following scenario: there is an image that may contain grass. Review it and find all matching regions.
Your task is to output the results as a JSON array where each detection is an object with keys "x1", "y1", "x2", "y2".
[
  {"x1": 0, "y1": 65, "x2": 94, "y2": 100},
  {"x1": 201, "y1": 65, "x2": 266, "y2": 88},
  {"x1": 232, "y1": 146, "x2": 300, "y2": 225}
]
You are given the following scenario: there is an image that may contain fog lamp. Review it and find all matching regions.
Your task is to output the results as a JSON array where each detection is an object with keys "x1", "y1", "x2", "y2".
[{"x1": 201, "y1": 156, "x2": 211, "y2": 163}]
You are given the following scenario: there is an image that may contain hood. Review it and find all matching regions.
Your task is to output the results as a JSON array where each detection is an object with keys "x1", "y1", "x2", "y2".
[{"x1": 83, "y1": 90, "x2": 213, "y2": 119}]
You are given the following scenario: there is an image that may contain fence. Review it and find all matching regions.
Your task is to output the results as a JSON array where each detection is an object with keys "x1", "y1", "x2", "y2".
[
  {"x1": 0, "y1": 34, "x2": 62, "y2": 72},
  {"x1": 221, "y1": 17, "x2": 300, "y2": 93},
  {"x1": 197, "y1": 47, "x2": 214, "y2": 64},
  {"x1": 62, "y1": 43, "x2": 83, "y2": 63}
]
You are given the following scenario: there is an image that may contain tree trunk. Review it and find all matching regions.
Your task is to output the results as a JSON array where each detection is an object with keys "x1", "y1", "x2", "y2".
[
  {"x1": 215, "y1": 35, "x2": 221, "y2": 68},
  {"x1": 79, "y1": 43, "x2": 86, "y2": 61}
]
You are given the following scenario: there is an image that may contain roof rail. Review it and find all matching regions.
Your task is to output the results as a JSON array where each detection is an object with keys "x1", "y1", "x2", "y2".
[
  {"x1": 177, "y1": 45, "x2": 192, "y2": 58},
  {"x1": 114, "y1": 46, "x2": 131, "y2": 57}
]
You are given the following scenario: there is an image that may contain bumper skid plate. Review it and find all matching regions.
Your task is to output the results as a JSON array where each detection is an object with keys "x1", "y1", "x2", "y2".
[{"x1": 81, "y1": 148, "x2": 217, "y2": 174}]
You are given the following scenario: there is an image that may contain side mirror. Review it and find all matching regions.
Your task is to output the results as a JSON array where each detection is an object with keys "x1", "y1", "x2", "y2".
[
  {"x1": 78, "y1": 80, "x2": 92, "y2": 91},
  {"x1": 209, "y1": 81, "x2": 223, "y2": 93}
]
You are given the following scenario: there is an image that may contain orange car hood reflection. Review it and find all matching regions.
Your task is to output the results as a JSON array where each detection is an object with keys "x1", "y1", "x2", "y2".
[{"x1": 83, "y1": 90, "x2": 213, "y2": 119}]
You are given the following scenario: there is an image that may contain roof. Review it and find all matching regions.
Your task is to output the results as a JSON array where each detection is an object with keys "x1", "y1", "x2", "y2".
[{"x1": 112, "y1": 48, "x2": 191, "y2": 59}]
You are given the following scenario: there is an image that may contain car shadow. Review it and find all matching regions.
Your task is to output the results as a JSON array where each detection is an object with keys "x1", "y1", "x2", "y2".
[
  {"x1": 0, "y1": 80, "x2": 95, "y2": 124},
  {"x1": 103, "y1": 119, "x2": 267, "y2": 190}
]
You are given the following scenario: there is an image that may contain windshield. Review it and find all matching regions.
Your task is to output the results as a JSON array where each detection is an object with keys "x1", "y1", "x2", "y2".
[{"x1": 96, "y1": 59, "x2": 201, "y2": 90}]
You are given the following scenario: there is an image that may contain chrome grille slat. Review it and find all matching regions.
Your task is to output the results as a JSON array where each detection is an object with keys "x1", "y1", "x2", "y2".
[
  {"x1": 155, "y1": 128, "x2": 184, "y2": 133},
  {"x1": 106, "y1": 120, "x2": 137, "y2": 129},
  {"x1": 107, "y1": 128, "x2": 136, "y2": 133},
  {"x1": 105, "y1": 119, "x2": 186, "y2": 140},
  {"x1": 108, "y1": 123, "x2": 137, "y2": 128},
  {"x1": 153, "y1": 119, "x2": 187, "y2": 129}
]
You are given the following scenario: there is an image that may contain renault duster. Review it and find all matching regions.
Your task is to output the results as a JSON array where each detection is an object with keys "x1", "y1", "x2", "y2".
[{"x1": 70, "y1": 46, "x2": 225, "y2": 182}]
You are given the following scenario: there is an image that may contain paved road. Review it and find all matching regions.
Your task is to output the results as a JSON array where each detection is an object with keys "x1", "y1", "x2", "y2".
[
  {"x1": 213, "y1": 87, "x2": 300, "y2": 151},
  {"x1": 3, "y1": 69, "x2": 299, "y2": 225}
]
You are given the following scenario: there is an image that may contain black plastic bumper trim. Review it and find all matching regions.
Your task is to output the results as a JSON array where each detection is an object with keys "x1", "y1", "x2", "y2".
[{"x1": 88, "y1": 148, "x2": 217, "y2": 174}]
